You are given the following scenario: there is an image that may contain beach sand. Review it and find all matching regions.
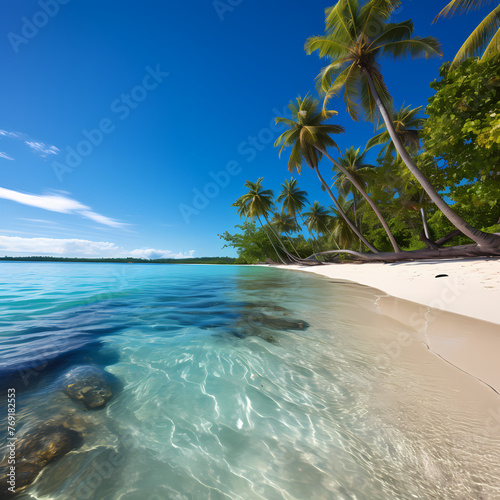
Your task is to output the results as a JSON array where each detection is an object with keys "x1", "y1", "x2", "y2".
[{"x1": 271, "y1": 257, "x2": 500, "y2": 394}]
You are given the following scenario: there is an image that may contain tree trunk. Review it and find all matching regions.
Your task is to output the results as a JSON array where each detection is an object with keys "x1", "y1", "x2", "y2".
[
  {"x1": 298, "y1": 213, "x2": 315, "y2": 254},
  {"x1": 419, "y1": 230, "x2": 439, "y2": 250},
  {"x1": 420, "y1": 208, "x2": 431, "y2": 240},
  {"x1": 435, "y1": 229, "x2": 461, "y2": 247},
  {"x1": 317, "y1": 146, "x2": 401, "y2": 253},
  {"x1": 285, "y1": 231, "x2": 300, "y2": 257},
  {"x1": 310, "y1": 243, "x2": 500, "y2": 262},
  {"x1": 312, "y1": 164, "x2": 379, "y2": 253},
  {"x1": 257, "y1": 216, "x2": 287, "y2": 264},
  {"x1": 362, "y1": 67, "x2": 500, "y2": 251},
  {"x1": 353, "y1": 195, "x2": 357, "y2": 227},
  {"x1": 262, "y1": 213, "x2": 303, "y2": 264}
]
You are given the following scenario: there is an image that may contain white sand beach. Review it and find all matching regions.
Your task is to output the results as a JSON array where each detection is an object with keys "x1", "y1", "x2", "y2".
[
  {"x1": 276, "y1": 257, "x2": 500, "y2": 324},
  {"x1": 273, "y1": 258, "x2": 500, "y2": 393}
]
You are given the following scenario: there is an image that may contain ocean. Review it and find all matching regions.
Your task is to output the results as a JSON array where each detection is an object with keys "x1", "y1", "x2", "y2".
[{"x1": 0, "y1": 263, "x2": 499, "y2": 499}]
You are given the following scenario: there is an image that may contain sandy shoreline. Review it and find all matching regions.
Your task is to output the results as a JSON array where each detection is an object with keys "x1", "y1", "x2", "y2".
[
  {"x1": 269, "y1": 257, "x2": 500, "y2": 394},
  {"x1": 273, "y1": 257, "x2": 500, "y2": 325}
]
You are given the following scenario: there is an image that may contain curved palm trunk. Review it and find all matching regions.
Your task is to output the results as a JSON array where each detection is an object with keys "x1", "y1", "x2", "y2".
[
  {"x1": 353, "y1": 195, "x2": 357, "y2": 227},
  {"x1": 285, "y1": 231, "x2": 300, "y2": 257},
  {"x1": 316, "y1": 146, "x2": 401, "y2": 253},
  {"x1": 262, "y1": 213, "x2": 302, "y2": 263},
  {"x1": 318, "y1": 220, "x2": 341, "y2": 250},
  {"x1": 312, "y1": 164, "x2": 379, "y2": 253},
  {"x1": 298, "y1": 213, "x2": 315, "y2": 254},
  {"x1": 257, "y1": 215, "x2": 286, "y2": 264},
  {"x1": 363, "y1": 68, "x2": 500, "y2": 250},
  {"x1": 420, "y1": 208, "x2": 431, "y2": 240}
]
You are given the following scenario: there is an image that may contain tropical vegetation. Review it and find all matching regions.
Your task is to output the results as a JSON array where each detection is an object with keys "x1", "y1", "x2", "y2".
[{"x1": 220, "y1": 0, "x2": 500, "y2": 264}]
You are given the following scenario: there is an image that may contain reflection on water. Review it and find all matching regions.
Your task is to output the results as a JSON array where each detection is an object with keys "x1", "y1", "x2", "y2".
[{"x1": 0, "y1": 263, "x2": 499, "y2": 499}]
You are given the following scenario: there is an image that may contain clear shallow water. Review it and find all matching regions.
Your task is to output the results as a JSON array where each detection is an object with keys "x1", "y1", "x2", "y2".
[{"x1": 0, "y1": 263, "x2": 499, "y2": 500}]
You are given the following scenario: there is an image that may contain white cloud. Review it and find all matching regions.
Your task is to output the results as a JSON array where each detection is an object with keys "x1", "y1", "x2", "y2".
[
  {"x1": 0, "y1": 236, "x2": 119, "y2": 256},
  {"x1": 25, "y1": 141, "x2": 59, "y2": 157},
  {"x1": 0, "y1": 129, "x2": 21, "y2": 139},
  {"x1": 19, "y1": 218, "x2": 59, "y2": 225},
  {"x1": 0, "y1": 235, "x2": 195, "y2": 259},
  {"x1": 0, "y1": 152, "x2": 14, "y2": 161},
  {"x1": 0, "y1": 129, "x2": 59, "y2": 158},
  {"x1": 0, "y1": 186, "x2": 127, "y2": 228},
  {"x1": 78, "y1": 210, "x2": 125, "y2": 229},
  {"x1": 129, "y1": 248, "x2": 195, "y2": 260}
]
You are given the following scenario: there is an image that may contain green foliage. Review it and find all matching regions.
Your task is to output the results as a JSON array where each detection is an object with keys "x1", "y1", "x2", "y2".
[
  {"x1": 423, "y1": 56, "x2": 500, "y2": 230},
  {"x1": 223, "y1": 7, "x2": 500, "y2": 258},
  {"x1": 219, "y1": 221, "x2": 277, "y2": 264},
  {"x1": 274, "y1": 95, "x2": 344, "y2": 173},
  {"x1": 219, "y1": 221, "x2": 314, "y2": 264}
]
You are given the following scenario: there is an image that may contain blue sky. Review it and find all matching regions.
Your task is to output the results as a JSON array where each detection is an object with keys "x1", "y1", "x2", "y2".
[{"x1": 0, "y1": 0, "x2": 490, "y2": 258}]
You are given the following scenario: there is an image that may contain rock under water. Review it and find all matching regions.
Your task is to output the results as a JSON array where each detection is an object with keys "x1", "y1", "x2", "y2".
[
  {"x1": 61, "y1": 365, "x2": 115, "y2": 409},
  {"x1": 0, "y1": 418, "x2": 83, "y2": 496}
]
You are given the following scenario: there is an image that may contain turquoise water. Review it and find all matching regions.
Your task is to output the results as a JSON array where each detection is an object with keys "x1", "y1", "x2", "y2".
[{"x1": 1, "y1": 263, "x2": 499, "y2": 499}]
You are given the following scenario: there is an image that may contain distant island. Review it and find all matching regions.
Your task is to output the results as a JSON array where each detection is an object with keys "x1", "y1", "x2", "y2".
[{"x1": 0, "y1": 256, "x2": 236, "y2": 264}]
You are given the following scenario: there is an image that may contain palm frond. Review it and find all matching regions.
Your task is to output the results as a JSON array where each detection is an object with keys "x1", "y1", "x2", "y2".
[
  {"x1": 434, "y1": 0, "x2": 496, "y2": 21},
  {"x1": 305, "y1": 36, "x2": 351, "y2": 59},
  {"x1": 481, "y1": 21, "x2": 500, "y2": 59},
  {"x1": 288, "y1": 141, "x2": 303, "y2": 174},
  {"x1": 325, "y1": 0, "x2": 360, "y2": 42},
  {"x1": 380, "y1": 37, "x2": 443, "y2": 59},
  {"x1": 275, "y1": 116, "x2": 299, "y2": 128},
  {"x1": 365, "y1": 131, "x2": 388, "y2": 150},
  {"x1": 360, "y1": 75, "x2": 377, "y2": 123},
  {"x1": 359, "y1": 0, "x2": 401, "y2": 35},
  {"x1": 451, "y1": 4, "x2": 500, "y2": 65},
  {"x1": 368, "y1": 21, "x2": 414, "y2": 51}
]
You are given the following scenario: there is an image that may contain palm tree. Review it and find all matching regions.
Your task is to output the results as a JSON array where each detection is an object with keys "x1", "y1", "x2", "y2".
[
  {"x1": 275, "y1": 95, "x2": 400, "y2": 252},
  {"x1": 365, "y1": 104, "x2": 424, "y2": 162},
  {"x1": 306, "y1": 0, "x2": 500, "y2": 250},
  {"x1": 233, "y1": 178, "x2": 299, "y2": 263},
  {"x1": 276, "y1": 178, "x2": 313, "y2": 252},
  {"x1": 333, "y1": 147, "x2": 374, "y2": 227},
  {"x1": 303, "y1": 202, "x2": 334, "y2": 240},
  {"x1": 434, "y1": 0, "x2": 500, "y2": 66},
  {"x1": 231, "y1": 196, "x2": 284, "y2": 263},
  {"x1": 328, "y1": 197, "x2": 358, "y2": 249},
  {"x1": 276, "y1": 178, "x2": 309, "y2": 221},
  {"x1": 270, "y1": 211, "x2": 301, "y2": 255}
]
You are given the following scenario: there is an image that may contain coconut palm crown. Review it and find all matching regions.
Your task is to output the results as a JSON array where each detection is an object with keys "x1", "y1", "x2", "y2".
[
  {"x1": 276, "y1": 178, "x2": 309, "y2": 217},
  {"x1": 305, "y1": 0, "x2": 442, "y2": 122},
  {"x1": 233, "y1": 178, "x2": 274, "y2": 220},
  {"x1": 303, "y1": 202, "x2": 333, "y2": 236},
  {"x1": 333, "y1": 147, "x2": 373, "y2": 196},
  {"x1": 365, "y1": 104, "x2": 425, "y2": 162},
  {"x1": 275, "y1": 94, "x2": 344, "y2": 173},
  {"x1": 274, "y1": 94, "x2": 380, "y2": 253}
]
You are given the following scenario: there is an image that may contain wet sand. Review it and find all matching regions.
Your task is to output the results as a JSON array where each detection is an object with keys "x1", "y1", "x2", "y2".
[{"x1": 272, "y1": 258, "x2": 500, "y2": 394}]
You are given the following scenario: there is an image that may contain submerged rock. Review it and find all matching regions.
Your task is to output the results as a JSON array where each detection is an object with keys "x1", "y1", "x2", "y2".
[
  {"x1": 62, "y1": 365, "x2": 115, "y2": 409},
  {"x1": 244, "y1": 312, "x2": 309, "y2": 331},
  {"x1": 230, "y1": 312, "x2": 309, "y2": 343},
  {"x1": 0, "y1": 418, "x2": 83, "y2": 495}
]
